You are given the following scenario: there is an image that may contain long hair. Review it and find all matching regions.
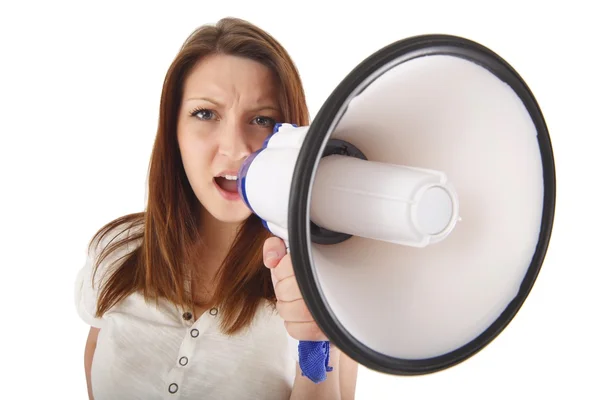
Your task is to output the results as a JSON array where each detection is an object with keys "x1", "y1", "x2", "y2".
[{"x1": 89, "y1": 17, "x2": 310, "y2": 335}]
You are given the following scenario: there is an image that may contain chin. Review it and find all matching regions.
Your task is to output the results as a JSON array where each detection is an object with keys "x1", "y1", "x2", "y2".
[
  {"x1": 195, "y1": 180, "x2": 254, "y2": 224},
  {"x1": 213, "y1": 207, "x2": 252, "y2": 224},
  {"x1": 202, "y1": 197, "x2": 253, "y2": 224}
]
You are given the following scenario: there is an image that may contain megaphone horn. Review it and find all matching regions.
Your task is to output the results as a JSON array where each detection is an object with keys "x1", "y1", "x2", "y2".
[{"x1": 238, "y1": 33, "x2": 555, "y2": 379}]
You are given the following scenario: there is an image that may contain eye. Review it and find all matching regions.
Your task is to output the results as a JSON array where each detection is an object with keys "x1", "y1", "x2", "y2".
[
  {"x1": 190, "y1": 108, "x2": 216, "y2": 120},
  {"x1": 253, "y1": 116, "x2": 276, "y2": 127}
]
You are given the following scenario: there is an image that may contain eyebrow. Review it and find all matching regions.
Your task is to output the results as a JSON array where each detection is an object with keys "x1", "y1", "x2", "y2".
[
  {"x1": 184, "y1": 96, "x2": 221, "y2": 106},
  {"x1": 184, "y1": 96, "x2": 281, "y2": 114}
]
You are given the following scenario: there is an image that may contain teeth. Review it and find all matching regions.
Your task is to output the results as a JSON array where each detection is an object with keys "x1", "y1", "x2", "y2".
[{"x1": 223, "y1": 175, "x2": 238, "y2": 181}]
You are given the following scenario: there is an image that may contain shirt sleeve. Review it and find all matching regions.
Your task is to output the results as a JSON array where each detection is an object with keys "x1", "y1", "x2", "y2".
[
  {"x1": 75, "y1": 223, "x2": 142, "y2": 328},
  {"x1": 74, "y1": 242, "x2": 107, "y2": 329}
]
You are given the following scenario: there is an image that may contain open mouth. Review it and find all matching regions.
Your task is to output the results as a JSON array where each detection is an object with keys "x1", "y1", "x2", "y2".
[{"x1": 214, "y1": 174, "x2": 238, "y2": 194}]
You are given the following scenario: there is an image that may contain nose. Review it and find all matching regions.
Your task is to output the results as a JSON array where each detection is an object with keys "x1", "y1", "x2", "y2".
[{"x1": 218, "y1": 120, "x2": 252, "y2": 161}]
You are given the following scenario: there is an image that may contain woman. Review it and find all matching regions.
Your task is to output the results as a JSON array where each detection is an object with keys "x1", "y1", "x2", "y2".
[{"x1": 74, "y1": 17, "x2": 358, "y2": 400}]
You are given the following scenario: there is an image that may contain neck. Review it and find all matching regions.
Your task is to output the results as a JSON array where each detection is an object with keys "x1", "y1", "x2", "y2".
[{"x1": 195, "y1": 207, "x2": 242, "y2": 280}]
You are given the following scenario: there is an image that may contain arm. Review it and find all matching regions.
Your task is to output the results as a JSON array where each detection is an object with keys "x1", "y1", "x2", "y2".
[
  {"x1": 261, "y1": 238, "x2": 359, "y2": 400},
  {"x1": 290, "y1": 346, "x2": 358, "y2": 400},
  {"x1": 339, "y1": 350, "x2": 359, "y2": 400},
  {"x1": 84, "y1": 327, "x2": 100, "y2": 400}
]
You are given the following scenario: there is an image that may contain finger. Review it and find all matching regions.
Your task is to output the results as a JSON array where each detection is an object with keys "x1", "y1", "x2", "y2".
[
  {"x1": 271, "y1": 254, "x2": 294, "y2": 283},
  {"x1": 263, "y1": 236, "x2": 286, "y2": 268},
  {"x1": 274, "y1": 275, "x2": 302, "y2": 302},
  {"x1": 276, "y1": 298, "x2": 313, "y2": 322},
  {"x1": 284, "y1": 320, "x2": 328, "y2": 341}
]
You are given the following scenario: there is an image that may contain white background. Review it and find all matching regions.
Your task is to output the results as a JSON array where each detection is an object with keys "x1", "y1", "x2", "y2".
[{"x1": 1, "y1": 0, "x2": 598, "y2": 399}]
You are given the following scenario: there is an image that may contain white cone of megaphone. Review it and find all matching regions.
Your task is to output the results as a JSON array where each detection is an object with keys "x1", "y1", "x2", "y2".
[{"x1": 236, "y1": 33, "x2": 555, "y2": 378}]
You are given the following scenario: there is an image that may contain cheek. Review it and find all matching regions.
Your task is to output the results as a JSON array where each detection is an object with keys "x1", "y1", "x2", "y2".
[
  {"x1": 248, "y1": 130, "x2": 274, "y2": 152},
  {"x1": 178, "y1": 128, "x2": 216, "y2": 177}
]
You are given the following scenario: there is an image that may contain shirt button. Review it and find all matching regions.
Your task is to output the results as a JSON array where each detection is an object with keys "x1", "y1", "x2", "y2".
[
  {"x1": 182, "y1": 312, "x2": 192, "y2": 321},
  {"x1": 179, "y1": 356, "x2": 188, "y2": 366},
  {"x1": 209, "y1": 307, "x2": 218, "y2": 316},
  {"x1": 168, "y1": 383, "x2": 178, "y2": 393},
  {"x1": 191, "y1": 328, "x2": 199, "y2": 338}
]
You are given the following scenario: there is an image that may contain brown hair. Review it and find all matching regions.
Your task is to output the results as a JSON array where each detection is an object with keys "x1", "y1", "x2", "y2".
[{"x1": 89, "y1": 17, "x2": 309, "y2": 335}]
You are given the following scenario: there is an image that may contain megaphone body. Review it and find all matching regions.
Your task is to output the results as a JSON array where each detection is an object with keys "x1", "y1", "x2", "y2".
[
  {"x1": 236, "y1": 33, "x2": 555, "y2": 381},
  {"x1": 239, "y1": 123, "x2": 460, "y2": 247}
]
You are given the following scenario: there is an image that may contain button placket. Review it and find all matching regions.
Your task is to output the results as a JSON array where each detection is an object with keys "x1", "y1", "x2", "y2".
[
  {"x1": 164, "y1": 367, "x2": 183, "y2": 400},
  {"x1": 181, "y1": 313, "x2": 213, "y2": 364},
  {"x1": 163, "y1": 369, "x2": 182, "y2": 400},
  {"x1": 164, "y1": 311, "x2": 215, "y2": 399}
]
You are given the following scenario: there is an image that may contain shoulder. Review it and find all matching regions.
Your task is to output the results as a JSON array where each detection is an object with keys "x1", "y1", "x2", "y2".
[{"x1": 74, "y1": 216, "x2": 144, "y2": 328}]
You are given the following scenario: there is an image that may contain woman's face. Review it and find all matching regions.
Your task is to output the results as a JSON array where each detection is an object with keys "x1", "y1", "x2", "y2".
[{"x1": 177, "y1": 54, "x2": 282, "y2": 224}]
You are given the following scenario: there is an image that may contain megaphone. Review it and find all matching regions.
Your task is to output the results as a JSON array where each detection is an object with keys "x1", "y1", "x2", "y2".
[{"x1": 238, "y1": 34, "x2": 555, "y2": 382}]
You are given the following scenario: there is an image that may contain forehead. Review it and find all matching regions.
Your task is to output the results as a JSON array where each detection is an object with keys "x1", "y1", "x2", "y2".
[{"x1": 183, "y1": 54, "x2": 279, "y2": 104}]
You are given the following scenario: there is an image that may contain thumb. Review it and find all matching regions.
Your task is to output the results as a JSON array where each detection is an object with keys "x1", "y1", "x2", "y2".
[{"x1": 263, "y1": 236, "x2": 286, "y2": 269}]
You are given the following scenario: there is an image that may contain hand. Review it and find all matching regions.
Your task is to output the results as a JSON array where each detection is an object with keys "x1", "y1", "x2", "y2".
[{"x1": 263, "y1": 236, "x2": 328, "y2": 341}]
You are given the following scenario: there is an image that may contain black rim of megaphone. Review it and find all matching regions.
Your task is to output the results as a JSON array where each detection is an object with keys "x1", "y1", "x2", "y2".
[{"x1": 288, "y1": 34, "x2": 556, "y2": 376}]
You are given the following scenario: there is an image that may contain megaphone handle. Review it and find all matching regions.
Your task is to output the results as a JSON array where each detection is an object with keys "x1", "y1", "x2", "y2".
[{"x1": 283, "y1": 241, "x2": 333, "y2": 384}]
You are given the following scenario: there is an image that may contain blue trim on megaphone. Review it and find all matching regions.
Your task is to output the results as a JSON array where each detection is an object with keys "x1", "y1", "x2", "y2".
[
  {"x1": 238, "y1": 151, "x2": 270, "y2": 231},
  {"x1": 238, "y1": 149, "x2": 261, "y2": 214},
  {"x1": 242, "y1": 124, "x2": 280, "y2": 205}
]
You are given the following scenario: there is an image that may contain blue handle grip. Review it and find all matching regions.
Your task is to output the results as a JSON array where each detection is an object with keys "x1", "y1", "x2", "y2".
[{"x1": 298, "y1": 340, "x2": 333, "y2": 383}]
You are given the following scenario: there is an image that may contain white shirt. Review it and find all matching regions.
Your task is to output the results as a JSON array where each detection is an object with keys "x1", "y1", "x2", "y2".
[{"x1": 74, "y1": 226, "x2": 299, "y2": 400}]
